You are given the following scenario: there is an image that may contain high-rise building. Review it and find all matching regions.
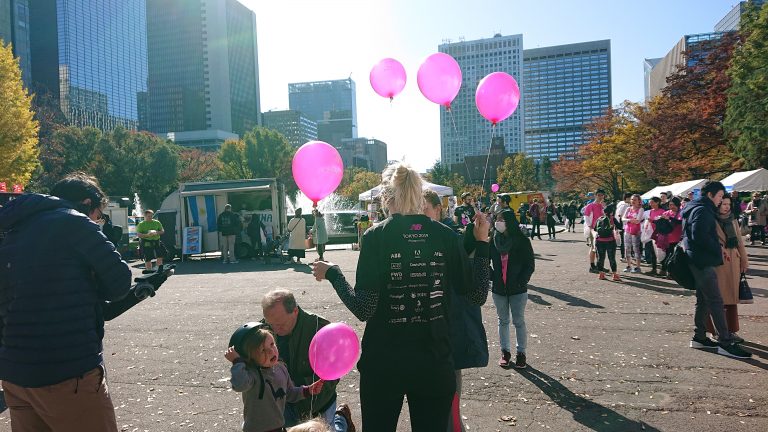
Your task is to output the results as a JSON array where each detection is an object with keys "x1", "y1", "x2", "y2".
[
  {"x1": 337, "y1": 137, "x2": 388, "y2": 173},
  {"x1": 439, "y1": 34, "x2": 524, "y2": 171},
  {"x1": 523, "y1": 40, "x2": 612, "y2": 159},
  {"x1": 715, "y1": 0, "x2": 765, "y2": 32},
  {"x1": 145, "y1": 0, "x2": 260, "y2": 146},
  {"x1": 643, "y1": 57, "x2": 662, "y2": 101},
  {"x1": 645, "y1": 32, "x2": 725, "y2": 100},
  {"x1": 0, "y1": 0, "x2": 31, "y2": 86},
  {"x1": 28, "y1": 0, "x2": 147, "y2": 130},
  {"x1": 262, "y1": 109, "x2": 318, "y2": 148},
  {"x1": 288, "y1": 78, "x2": 357, "y2": 146}
]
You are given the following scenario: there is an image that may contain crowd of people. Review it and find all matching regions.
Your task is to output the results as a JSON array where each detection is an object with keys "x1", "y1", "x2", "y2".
[{"x1": 0, "y1": 168, "x2": 764, "y2": 432}]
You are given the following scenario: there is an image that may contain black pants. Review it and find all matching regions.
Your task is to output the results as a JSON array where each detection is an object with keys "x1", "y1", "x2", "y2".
[
  {"x1": 618, "y1": 229, "x2": 625, "y2": 258},
  {"x1": 530, "y1": 220, "x2": 542, "y2": 239},
  {"x1": 546, "y1": 222, "x2": 556, "y2": 239},
  {"x1": 360, "y1": 362, "x2": 455, "y2": 432},
  {"x1": 661, "y1": 242, "x2": 678, "y2": 272},
  {"x1": 596, "y1": 240, "x2": 617, "y2": 273},
  {"x1": 316, "y1": 243, "x2": 326, "y2": 260},
  {"x1": 751, "y1": 225, "x2": 765, "y2": 243}
]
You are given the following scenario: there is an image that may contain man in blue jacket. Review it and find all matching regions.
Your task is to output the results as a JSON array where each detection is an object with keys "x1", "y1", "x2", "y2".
[
  {"x1": 682, "y1": 181, "x2": 751, "y2": 359},
  {"x1": 0, "y1": 173, "x2": 132, "y2": 430}
]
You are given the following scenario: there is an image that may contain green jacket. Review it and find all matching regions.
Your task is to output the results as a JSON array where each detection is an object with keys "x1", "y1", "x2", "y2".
[{"x1": 264, "y1": 308, "x2": 337, "y2": 420}]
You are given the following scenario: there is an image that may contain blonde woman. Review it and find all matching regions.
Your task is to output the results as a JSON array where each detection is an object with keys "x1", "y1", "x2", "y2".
[{"x1": 311, "y1": 162, "x2": 490, "y2": 432}]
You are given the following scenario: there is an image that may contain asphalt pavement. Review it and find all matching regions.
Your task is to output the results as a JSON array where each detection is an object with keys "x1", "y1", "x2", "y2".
[{"x1": 0, "y1": 230, "x2": 766, "y2": 431}]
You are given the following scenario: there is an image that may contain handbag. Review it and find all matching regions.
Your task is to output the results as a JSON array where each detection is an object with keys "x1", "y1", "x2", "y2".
[
  {"x1": 739, "y1": 273, "x2": 754, "y2": 304},
  {"x1": 667, "y1": 244, "x2": 695, "y2": 290},
  {"x1": 305, "y1": 235, "x2": 314, "y2": 249}
]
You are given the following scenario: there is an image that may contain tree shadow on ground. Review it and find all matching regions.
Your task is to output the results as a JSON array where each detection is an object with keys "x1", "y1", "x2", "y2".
[
  {"x1": 528, "y1": 285, "x2": 604, "y2": 309},
  {"x1": 166, "y1": 259, "x2": 313, "y2": 275},
  {"x1": 619, "y1": 278, "x2": 695, "y2": 297},
  {"x1": 516, "y1": 366, "x2": 661, "y2": 432}
]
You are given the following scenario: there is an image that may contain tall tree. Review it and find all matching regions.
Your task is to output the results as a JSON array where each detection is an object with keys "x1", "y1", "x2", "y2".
[
  {"x1": 219, "y1": 127, "x2": 297, "y2": 194},
  {"x1": 496, "y1": 153, "x2": 538, "y2": 192},
  {"x1": 177, "y1": 148, "x2": 221, "y2": 183},
  {"x1": 725, "y1": 2, "x2": 768, "y2": 168},
  {"x1": 0, "y1": 42, "x2": 39, "y2": 186},
  {"x1": 338, "y1": 169, "x2": 381, "y2": 200}
]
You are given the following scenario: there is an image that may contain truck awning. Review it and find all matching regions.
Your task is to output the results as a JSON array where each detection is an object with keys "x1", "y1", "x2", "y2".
[{"x1": 179, "y1": 179, "x2": 274, "y2": 196}]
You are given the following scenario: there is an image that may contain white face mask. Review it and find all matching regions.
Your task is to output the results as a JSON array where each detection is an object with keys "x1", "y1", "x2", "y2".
[{"x1": 494, "y1": 221, "x2": 506, "y2": 233}]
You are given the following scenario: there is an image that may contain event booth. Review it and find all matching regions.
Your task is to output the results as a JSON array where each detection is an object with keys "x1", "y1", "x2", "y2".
[
  {"x1": 358, "y1": 181, "x2": 453, "y2": 201},
  {"x1": 720, "y1": 168, "x2": 768, "y2": 192},
  {"x1": 641, "y1": 179, "x2": 708, "y2": 200}
]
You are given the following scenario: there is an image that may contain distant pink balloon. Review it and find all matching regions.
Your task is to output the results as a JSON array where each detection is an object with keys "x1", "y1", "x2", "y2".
[
  {"x1": 292, "y1": 141, "x2": 344, "y2": 206},
  {"x1": 309, "y1": 323, "x2": 361, "y2": 381},
  {"x1": 475, "y1": 72, "x2": 520, "y2": 125},
  {"x1": 370, "y1": 58, "x2": 407, "y2": 99},
  {"x1": 491, "y1": 183, "x2": 500, "y2": 193},
  {"x1": 417, "y1": 53, "x2": 462, "y2": 108}
]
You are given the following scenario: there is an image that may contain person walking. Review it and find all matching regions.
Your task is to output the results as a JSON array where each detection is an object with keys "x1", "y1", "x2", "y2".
[
  {"x1": 0, "y1": 173, "x2": 133, "y2": 431},
  {"x1": 583, "y1": 189, "x2": 606, "y2": 273},
  {"x1": 744, "y1": 192, "x2": 767, "y2": 246},
  {"x1": 545, "y1": 199, "x2": 557, "y2": 240},
  {"x1": 287, "y1": 209, "x2": 307, "y2": 264},
  {"x1": 594, "y1": 205, "x2": 622, "y2": 282},
  {"x1": 528, "y1": 199, "x2": 543, "y2": 240},
  {"x1": 312, "y1": 209, "x2": 329, "y2": 261},
  {"x1": 491, "y1": 210, "x2": 535, "y2": 370},
  {"x1": 682, "y1": 181, "x2": 751, "y2": 359},
  {"x1": 310, "y1": 162, "x2": 491, "y2": 432},
  {"x1": 217, "y1": 204, "x2": 242, "y2": 264}
]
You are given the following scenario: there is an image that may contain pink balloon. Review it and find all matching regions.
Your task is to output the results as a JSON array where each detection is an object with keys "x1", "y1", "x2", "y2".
[
  {"x1": 417, "y1": 53, "x2": 462, "y2": 108},
  {"x1": 370, "y1": 58, "x2": 407, "y2": 99},
  {"x1": 309, "y1": 323, "x2": 361, "y2": 381},
  {"x1": 491, "y1": 183, "x2": 500, "y2": 193},
  {"x1": 475, "y1": 72, "x2": 520, "y2": 125},
  {"x1": 292, "y1": 141, "x2": 344, "y2": 206}
]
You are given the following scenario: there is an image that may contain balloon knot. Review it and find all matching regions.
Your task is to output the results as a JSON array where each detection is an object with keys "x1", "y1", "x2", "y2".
[{"x1": 445, "y1": 103, "x2": 452, "y2": 111}]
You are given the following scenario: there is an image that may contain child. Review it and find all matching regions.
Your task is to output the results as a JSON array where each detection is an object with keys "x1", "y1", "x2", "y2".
[
  {"x1": 225, "y1": 325, "x2": 324, "y2": 432},
  {"x1": 595, "y1": 205, "x2": 622, "y2": 282}
]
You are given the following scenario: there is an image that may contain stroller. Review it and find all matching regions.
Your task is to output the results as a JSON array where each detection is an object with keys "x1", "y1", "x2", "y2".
[{"x1": 264, "y1": 234, "x2": 290, "y2": 264}]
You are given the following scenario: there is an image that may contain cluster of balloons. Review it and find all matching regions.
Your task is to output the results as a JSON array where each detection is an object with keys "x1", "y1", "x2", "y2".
[
  {"x1": 369, "y1": 54, "x2": 521, "y2": 125},
  {"x1": 308, "y1": 323, "x2": 361, "y2": 380}
]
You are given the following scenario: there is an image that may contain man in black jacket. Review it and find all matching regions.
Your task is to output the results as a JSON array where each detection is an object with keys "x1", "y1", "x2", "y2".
[
  {"x1": 0, "y1": 173, "x2": 132, "y2": 430},
  {"x1": 682, "y1": 181, "x2": 751, "y2": 359}
]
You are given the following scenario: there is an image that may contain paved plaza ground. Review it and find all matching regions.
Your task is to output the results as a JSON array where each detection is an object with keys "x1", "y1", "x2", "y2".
[{"x1": 1, "y1": 230, "x2": 766, "y2": 431}]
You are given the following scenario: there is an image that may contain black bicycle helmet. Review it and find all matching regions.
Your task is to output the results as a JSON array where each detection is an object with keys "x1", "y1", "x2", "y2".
[{"x1": 228, "y1": 322, "x2": 271, "y2": 357}]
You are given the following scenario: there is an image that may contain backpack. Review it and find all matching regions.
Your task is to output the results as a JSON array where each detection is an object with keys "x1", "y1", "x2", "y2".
[
  {"x1": 655, "y1": 217, "x2": 673, "y2": 234},
  {"x1": 667, "y1": 244, "x2": 695, "y2": 290},
  {"x1": 595, "y1": 215, "x2": 614, "y2": 238}
]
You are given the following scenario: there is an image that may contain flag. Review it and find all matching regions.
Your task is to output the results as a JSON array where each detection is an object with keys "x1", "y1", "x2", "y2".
[
  {"x1": 0, "y1": 183, "x2": 6, "y2": 192},
  {"x1": 12, "y1": 184, "x2": 23, "y2": 193},
  {"x1": 186, "y1": 195, "x2": 218, "y2": 232}
]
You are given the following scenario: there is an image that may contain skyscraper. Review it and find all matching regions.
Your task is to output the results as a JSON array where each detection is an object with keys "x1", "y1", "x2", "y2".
[
  {"x1": 28, "y1": 0, "x2": 147, "y2": 130},
  {"x1": 262, "y1": 109, "x2": 318, "y2": 148},
  {"x1": 145, "y1": 0, "x2": 260, "y2": 145},
  {"x1": 288, "y1": 78, "x2": 357, "y2": 146},
  {"x1": 439, "y1": 34, "x2": 524, "y2": 171},
  {"x1": 0, "y1": 0, "x2": 31, "y2": 86},
  {"x1": 523, "y1": 40, "x2": 612, "y2": 159},
  {"x1": 338, "y1": 137, "x2": 388, "y2": 173},
  {"x1": 715, "y1": 0, "x2": 765, "y2": 32}
]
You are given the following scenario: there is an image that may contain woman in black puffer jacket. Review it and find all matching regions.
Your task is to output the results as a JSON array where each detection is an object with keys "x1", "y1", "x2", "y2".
[{"x1": 490, "y1": 209, "x2": 535, "y2": 369}]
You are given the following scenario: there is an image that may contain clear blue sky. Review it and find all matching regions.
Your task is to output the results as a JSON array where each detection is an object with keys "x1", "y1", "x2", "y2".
[{"x1": 243, "y1": 0, "x2": 738, "y2": 171}]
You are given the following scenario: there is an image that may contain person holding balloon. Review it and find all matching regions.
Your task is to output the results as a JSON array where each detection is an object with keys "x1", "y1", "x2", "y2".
[
  {"x1": 311, "y1": 162, "x2": 491, "y2": 432},
  {"x1": 224, "y1": 323, "x2": 325, "y2": 432}
]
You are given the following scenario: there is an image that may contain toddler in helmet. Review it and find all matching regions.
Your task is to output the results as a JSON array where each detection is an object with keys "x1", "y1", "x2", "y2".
[{"x1": 225, "y1": 324, "x2": 323, "y2": 432}]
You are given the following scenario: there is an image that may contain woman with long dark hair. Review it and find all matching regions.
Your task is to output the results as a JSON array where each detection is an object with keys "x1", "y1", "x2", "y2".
[{"x1": 491, "y1": 209, "x2": 535, "y2": 369}]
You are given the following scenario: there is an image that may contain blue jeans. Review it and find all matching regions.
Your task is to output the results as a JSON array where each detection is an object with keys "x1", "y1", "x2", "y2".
[
  {"x1": 284, "y1": 400, "x2": 337, "y2": 428},
  {"x1": 492, "y1": 292, "x2": 528, "y2": 354},
  {"x1": 333, "y1": 413, "x2": 348, "y2": 432}
]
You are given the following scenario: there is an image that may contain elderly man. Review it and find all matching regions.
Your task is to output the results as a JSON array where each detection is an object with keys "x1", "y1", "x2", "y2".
[{"x1": 262, "y1": 289, "x2": 339, "y2": 426}]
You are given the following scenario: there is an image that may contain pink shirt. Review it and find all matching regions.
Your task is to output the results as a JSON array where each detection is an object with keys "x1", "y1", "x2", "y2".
[
  {"x1": 663, "y1": 209, "x2": 683, "y2": 244},
  {"x1": 648, "y1": 208, "x2": 666, "y2": 229},
  {"x1": 584, "y1": 202, "x2": 605, "y2": 228},
  {"x1": 501, "y1": 253, "x2": 509, "y2": 285},
  {"x1": 623, "y1": 207, "x2": 644, "y2": 235}
]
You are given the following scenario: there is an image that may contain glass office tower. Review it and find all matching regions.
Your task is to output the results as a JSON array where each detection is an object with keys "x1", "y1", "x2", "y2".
[
  {"x1": 29, "y1": 0, "x2": 147, "y2": 130},
  {"x1": 523, "y1": 40, "x2": 612, "y2": 159}
]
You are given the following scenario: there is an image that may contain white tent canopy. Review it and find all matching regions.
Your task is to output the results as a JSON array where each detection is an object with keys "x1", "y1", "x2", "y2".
[
  {"x1": 641, "y1": 179, "x2": 708, "y2": 200},
  {"x1": 721, "y1": 168, "x2": 768, "y2": 192},
  {"x1": 358, "y1": 181, "x2": 453, "y2": 201}
]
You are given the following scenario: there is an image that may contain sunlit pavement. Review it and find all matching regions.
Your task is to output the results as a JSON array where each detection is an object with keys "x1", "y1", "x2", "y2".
[{"x1": 1, "y1": 229, "x2": 765, "y2": 431}]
